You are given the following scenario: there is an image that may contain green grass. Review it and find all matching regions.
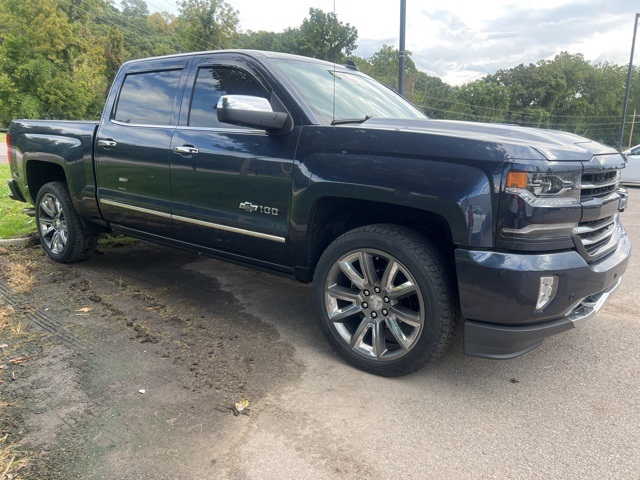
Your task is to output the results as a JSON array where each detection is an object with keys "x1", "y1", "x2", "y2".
[
  {"x1": 0, "y1": 162, "x2": 137, "y2": 243},
  {"x1": 98, "y1": 232, "x2": 139, "y2": 247},
  {"x1": 0, "y1": 165, "x2": 36, "y2": 239}
]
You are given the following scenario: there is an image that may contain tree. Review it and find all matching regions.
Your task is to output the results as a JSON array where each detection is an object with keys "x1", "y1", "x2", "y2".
[
  {"x1": 105, "y1": 26, "x2": 125, "y2": 87},
  {"x1": 121, "y1": 0, "x2": 149, "y2": 19},
  {"x1": 177, "y1": 0, "x2": 239, "y2": 51},
  {"x1": 448, "y1": 80, "x2": 510, "y2": 123},
  {"x1": 234, "y1": 30, "x2": 283, "y2": 51},
  {"x1": 0, "y1": 0, "x2": 108, "y2": 124},
  {"x1": 280, "y1": 8, "x2": 357, "y2": 62}
]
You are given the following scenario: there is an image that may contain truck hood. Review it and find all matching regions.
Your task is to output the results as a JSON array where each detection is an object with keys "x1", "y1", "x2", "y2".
[{"x1": 360, "y1": 118, "x2": 618, "y2": 162}]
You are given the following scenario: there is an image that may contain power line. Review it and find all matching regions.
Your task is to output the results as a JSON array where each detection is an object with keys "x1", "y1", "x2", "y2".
[
  {"x1": 58, "y1": 0, "x2": 211, "y2": 53},
  {"x1": 419, "y1": 93, "x2": 628, "y2": 121},
  {"x1": 420, "y1": 105, "x2": 626, "y2": 131}
]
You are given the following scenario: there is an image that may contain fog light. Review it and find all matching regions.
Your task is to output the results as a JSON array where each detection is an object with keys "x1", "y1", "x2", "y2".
[{"x1": 536, "y1": 276, "x2": 558, "y2": 310}]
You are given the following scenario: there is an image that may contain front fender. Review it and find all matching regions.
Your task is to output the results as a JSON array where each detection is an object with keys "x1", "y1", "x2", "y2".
[{"x1": 289, "y1": 127, "x2": 501, "y2": 274}]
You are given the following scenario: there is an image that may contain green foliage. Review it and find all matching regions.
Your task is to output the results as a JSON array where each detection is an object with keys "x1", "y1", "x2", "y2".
[
  {"x1": 282, "y1": 8, "x2": 357, "y2": 62},
  {"x1": 235, "y1": 30, "x2": 283, "y2": 51},
  {"x1": 0, "y1": 165, "x2": 36, "y2": 239},
  {"x1": 0, "y1": 0, "x2": 109, "y2": 123},
  {"x1": 0, "y1": 0, "x2": 638, "y2": 148},
  {"x1": 177, "y1": 0, "x2": 239, "y2": 51},
  {"x1": 235, "y1": 8, "x2": 357, "y2": 62},
  {"x1": 456, "y1": 52, "x2": 640, "y2": 146}
]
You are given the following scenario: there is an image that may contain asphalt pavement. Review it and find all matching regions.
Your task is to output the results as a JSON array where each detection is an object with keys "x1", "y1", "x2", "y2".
[{"x1": 184, "y1": 188, "x2": 640, "y2": 479}]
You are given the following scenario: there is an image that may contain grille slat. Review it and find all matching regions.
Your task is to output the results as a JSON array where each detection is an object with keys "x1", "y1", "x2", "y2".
[
  {"x1": 575, "y1": 216, "x2": 616, "y2": 252},
  {"x1": 579, "y1": 171, "x2": 619, "y2": 201},
  {"x1": 577, "y1": 168, "x2": 622, "y2": 260}
]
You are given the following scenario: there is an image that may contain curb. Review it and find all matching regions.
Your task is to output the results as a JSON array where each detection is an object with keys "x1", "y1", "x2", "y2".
[{"x1": 0, "y1": 237, "x2": 31, "y2": 246}]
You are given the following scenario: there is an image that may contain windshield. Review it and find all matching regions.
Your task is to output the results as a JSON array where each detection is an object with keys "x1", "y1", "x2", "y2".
[{"x1": 273, "y1": 59, "x2": 427, "y2": 125}]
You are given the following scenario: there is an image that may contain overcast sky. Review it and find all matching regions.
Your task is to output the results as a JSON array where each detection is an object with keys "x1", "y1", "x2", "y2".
[{"x1": 148, "y1": 0, "x2": 638, "y2": 85}]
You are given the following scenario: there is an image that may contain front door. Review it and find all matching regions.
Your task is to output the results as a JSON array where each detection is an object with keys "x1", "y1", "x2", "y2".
[{"x1": 170, "y1": 57, "x2": 296, "y2": 267}]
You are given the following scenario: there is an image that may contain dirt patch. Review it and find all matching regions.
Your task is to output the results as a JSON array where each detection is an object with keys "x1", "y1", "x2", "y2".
[{"x1": 0, "y1": 240, "x2": 303, "y2": 479}]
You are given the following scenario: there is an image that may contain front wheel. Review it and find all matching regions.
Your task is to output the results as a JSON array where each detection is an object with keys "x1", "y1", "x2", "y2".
[
  {"x1": 35, "y1": 182, "x2": 98, "y2": 263},
  {"x1": 313, "y1": 224, "x2": 458, "y2": 376}
]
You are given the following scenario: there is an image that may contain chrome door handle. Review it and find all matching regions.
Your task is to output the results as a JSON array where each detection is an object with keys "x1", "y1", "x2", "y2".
[
  {"x1": 98, "y1": 139, "x2": 117, "y2": 148},
  {"x1": 173, "y1": 146, "x2": 199, "y2": 155}
]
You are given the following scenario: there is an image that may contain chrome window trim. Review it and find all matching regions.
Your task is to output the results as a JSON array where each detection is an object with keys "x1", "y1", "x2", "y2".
[
  {"x1": 109, "y1": 121, "x2": 265, "y2": 134},
  {"x1": 100, "y1": 199, "x2": 285, "y2": 243},
  {"x1": 110, "y1": 120, "x2": 175, "y2": 129},
  {"x1": 176, "y1": 126, "x2": 264, "y2": 134}
]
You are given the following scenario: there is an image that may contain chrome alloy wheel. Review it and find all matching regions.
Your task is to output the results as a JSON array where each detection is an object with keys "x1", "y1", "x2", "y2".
[
  {"x1": 324, "y1": 249, "x2": 425, "y2": 361},
  {"x1": 38, "y1": 193, "x2": 68, "y2": 255}
]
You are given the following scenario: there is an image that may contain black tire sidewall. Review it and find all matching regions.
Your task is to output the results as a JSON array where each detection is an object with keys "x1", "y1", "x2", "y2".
[
  {"x1": 313, "y1": 225, "x2": 456, "y2": 376},
  {"x1": 35, "y1": 182, "x2": 88, "y2": 263}
]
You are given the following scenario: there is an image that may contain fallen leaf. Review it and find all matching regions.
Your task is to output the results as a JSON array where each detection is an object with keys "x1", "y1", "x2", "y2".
[
  {"x1": 76, "y1": 307, "x2": 92, "y2": 313},
  {"x1": 10, "y1": 355, "x2": 30, "y2": 364},
  {"x1": 510, "y1": 378, "x2": 520, "y2": 384},
  {"x1": 233, "y1": 399, "x2": 250, "y2": 416},
  {"x1": 0, "y1": 344, "x2": 8, "y2": 349}
]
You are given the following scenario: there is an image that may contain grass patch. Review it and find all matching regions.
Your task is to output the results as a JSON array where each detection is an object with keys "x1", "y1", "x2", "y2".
[
  {"x1": 6, "y1": 262, "x2": 35, "y2": 294},
  {"x1": 0, "y1": 165, "x2": 35, "y2": 239},
  {"x1": 0, "y1": 304, "x2": 13, "y2": 330},
  {"x1": 0, "y1": 433, "x2": 28, "y2": 479},
  {"x1": 98, "y1": 232, "x2": 139, "y2": 248}
]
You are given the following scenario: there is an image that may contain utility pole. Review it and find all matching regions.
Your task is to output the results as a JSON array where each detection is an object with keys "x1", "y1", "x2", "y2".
[
  {"x1": 398, "y1": 0, "x2": 407, "y2": 97},
  {"x1": 619, "y1": 13, "x2": 640, "y2": 151}
]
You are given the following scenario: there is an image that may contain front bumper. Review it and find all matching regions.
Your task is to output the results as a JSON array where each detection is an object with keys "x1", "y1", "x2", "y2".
[{"x1": 456, "y1": 227, "x2": 631, "y2": 359}]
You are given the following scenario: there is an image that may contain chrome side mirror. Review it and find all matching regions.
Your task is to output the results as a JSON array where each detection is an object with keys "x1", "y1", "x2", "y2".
[{"x1": 216, "y1": 95, "x2": 289, "y2": 132}]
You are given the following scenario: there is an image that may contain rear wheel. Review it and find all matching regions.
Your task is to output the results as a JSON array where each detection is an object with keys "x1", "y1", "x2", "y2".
[
  {"x1": 36, "y1": 182, "x2": 98, "y2": 263},
  {"x1": 313, "y1": 224, "x2": 458, "y2": 376}
]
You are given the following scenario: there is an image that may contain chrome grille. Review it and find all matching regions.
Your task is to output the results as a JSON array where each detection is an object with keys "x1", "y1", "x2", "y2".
[
  {"x1": 575, "y1": 164, "x2": 623, "y2": 260},
  {"x1": 574, "y1": 216, "x2": 616, "y2": 256},
  {"x1": 579, "y1": 171, "x2": 619, "y2": 201}
]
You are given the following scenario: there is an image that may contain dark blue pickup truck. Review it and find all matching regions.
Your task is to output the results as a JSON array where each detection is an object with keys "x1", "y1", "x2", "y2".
[{"x1": 6, "y1": 50, "x2": 631, "y2": 376}]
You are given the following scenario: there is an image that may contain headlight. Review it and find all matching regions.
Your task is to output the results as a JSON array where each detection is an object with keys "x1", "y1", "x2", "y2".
[{"x1": 506, "y1": 171, "x2": 580, "y2": 207}]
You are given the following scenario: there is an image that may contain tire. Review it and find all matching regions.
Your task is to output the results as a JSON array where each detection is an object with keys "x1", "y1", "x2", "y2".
[
  {"x1": 313, "y1": 224, "x2": 458, "y2": 376},
  {"x1": 35, "y1": 182, "x2": 98, "y2": 263}
]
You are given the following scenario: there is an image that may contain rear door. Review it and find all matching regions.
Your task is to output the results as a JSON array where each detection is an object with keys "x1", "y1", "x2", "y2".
[
  {"x1": 169, "y1": 54, "x2": 298, "y2": 267},
  {"x1": 96, "y1": 57, "x2": 191, "y2": 237}
]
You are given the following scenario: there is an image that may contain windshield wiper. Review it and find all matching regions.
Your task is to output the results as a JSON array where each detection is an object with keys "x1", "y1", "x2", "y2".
[{"x1": 331, "y1": 115, "x2": 372, "y2": 126}]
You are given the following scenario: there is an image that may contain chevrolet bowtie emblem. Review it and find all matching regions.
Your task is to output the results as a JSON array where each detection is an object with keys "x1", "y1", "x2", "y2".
[
  {"x1": 239, "y1": 202, "x2": 279, "y2": 216},
  {"x1": 239, "y1": 202, "x2": 259, "y2": 212}
]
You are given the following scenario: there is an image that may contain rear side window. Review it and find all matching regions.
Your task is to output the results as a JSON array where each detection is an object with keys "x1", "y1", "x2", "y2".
[
  {"x1": 114, "y1": 69, "x2": 182, "y2": 125},
  {"x1": 188, "y1": 66, "x2": 268, "y2": 128}
]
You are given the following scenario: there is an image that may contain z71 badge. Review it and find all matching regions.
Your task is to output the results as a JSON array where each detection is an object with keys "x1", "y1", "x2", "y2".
[{"x1": 239, "y1": 202, "x2": 279, "y2": 216}]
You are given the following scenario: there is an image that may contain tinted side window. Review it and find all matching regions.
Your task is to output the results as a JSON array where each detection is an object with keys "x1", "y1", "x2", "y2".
[
  {"x1": 114, "y1": 69, "x2": 182, "y2": 125},
  {"x1": 189, "y1": 66, "x2": 268, "y2": 128}
]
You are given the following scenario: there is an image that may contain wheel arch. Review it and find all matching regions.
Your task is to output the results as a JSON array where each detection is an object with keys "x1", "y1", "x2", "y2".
[
  {"x1": 26, "y1": 160, "x2": 67, "y2": 204},
  {"x1": 303, "y1": 197, "x2": 456, "y2": 281}
]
